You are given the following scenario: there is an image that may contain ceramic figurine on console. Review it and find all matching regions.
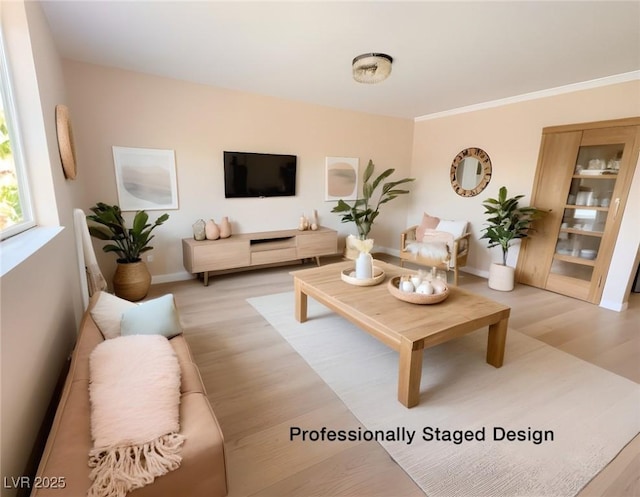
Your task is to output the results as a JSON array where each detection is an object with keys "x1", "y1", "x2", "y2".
[
  {"x1": 219, "y1": 216, "x2": 232, "y2": 238},
  {"x1": 205, "y1": 219, "x2": 220, "y2": 240},
  {"x1": 192, "y1": 219, "x2": 206, "y2": 241}
]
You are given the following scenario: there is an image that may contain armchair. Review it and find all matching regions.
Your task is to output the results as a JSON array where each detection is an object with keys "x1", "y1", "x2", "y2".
[{"x1": 399, "y1": 217, "x2": 470, "y2": 285}]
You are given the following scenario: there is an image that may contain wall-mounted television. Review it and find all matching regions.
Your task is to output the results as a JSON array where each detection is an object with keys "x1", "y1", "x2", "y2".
[{"x1": 223, "y1": 151, "x2": 297, "y2": 198}]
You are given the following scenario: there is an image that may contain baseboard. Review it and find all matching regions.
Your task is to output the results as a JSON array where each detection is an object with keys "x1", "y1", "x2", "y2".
[{"x1": 151, "y1": 270, "x2": 195, "y2": 284}]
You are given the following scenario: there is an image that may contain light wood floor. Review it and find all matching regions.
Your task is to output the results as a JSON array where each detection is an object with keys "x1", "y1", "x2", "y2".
[{"x1": 148, "y1": 255, "x2": 639, "y2": 497}]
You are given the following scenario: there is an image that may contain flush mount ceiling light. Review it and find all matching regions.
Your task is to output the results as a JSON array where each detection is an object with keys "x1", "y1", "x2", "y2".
[{"x1": 352, "y1": 53, "x2": 393, "y2": 84}]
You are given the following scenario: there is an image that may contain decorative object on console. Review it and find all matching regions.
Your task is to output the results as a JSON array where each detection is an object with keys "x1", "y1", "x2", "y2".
[
  {"x1": 55, "y1": 104, "x2": 77, "y2": 180},
  {"x1": 450, "y1": 147, "x2": 492, "y2": 197},
  {"x1": 192, "y1": 219, "x2": 206, "y2": 240},
  {"x1": 311, "y1": 209, "x2": 319, "y2": 230},
  {"x1": 205, "y1": 219, "x2": 220, "y2": 240},
  {"x1": 87, "y1": 202, "x2": 169, "y2": 301},
  {"x1": 481, "y1": 186, "x2": 542, "y2": 291},
  {"x1": 352, "y1": 53, "x2": 393, "y2": 84},
  {"x1": 331, "y1": 159, "x2": 414, "y2": 240},
  {"x1": 219, "y1": 216, "x2": 232, "y2": 238},
  {"x1": 112, "y1": 146, "x2": 179, "y2": 211},
  {"x1": 298, "y1": 214, "x2": 309, "y2": 231}
]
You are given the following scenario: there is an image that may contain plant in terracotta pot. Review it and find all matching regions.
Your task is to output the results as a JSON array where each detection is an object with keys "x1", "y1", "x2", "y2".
[
  {"x1": 480, "y1": 186, "x2": 542, "y2": 291},
  {"x1": 87, "y1": 202, "x2": 169, "y2": 301},
  {"x1": 331, "y1": 159, "x2": 414, "y2": 278}
]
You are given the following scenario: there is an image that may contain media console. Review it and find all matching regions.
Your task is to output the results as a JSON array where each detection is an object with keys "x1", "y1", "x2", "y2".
[{"x1": 182, "y1": 226, "x2": 338, "y2": 286}]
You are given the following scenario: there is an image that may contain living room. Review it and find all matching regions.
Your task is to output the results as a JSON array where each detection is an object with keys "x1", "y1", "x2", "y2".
[{"x1": 1, "y1": 1, "x2": 639, "y2": 496}]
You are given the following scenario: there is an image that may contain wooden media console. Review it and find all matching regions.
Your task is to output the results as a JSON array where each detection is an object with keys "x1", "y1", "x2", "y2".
[{"x1": 182, "y1": 226, "x2": 338, "y2": 286}]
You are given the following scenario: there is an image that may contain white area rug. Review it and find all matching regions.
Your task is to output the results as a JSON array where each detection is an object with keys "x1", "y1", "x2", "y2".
[{"x1": 248, "y1": 292, "x2": 640, "y2": 497}]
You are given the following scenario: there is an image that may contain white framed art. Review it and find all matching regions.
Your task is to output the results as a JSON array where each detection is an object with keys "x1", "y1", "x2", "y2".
[
  {"x1": 325, "y1": 156, "x2": 359, "y2": 201},
  {"x1": 112, "y1": 146, "x2": 179, "y2": 211}
]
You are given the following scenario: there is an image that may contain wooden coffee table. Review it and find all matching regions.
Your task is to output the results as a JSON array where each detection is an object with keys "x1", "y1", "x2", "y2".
[{"x1": 291, "y1": 260, "x2": 511, "y2": 408}]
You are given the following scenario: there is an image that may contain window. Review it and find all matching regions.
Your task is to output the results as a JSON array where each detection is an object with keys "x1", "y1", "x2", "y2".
[{"x1": 0, "y1": 27, "x2": 34, "y2": 240}]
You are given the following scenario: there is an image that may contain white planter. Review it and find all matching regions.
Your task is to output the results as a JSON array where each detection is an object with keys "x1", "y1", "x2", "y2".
[{"x1": 488, "y1": 263, "x2": 515, "y2": 292}]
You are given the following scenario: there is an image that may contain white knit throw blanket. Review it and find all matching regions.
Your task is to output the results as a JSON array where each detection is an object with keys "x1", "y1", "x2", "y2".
[{"x1": 88, "y1": 335, "x2": 185, "y2": 497}]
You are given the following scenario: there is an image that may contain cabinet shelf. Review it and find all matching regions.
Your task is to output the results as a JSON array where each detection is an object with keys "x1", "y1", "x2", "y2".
[
  {"x1": 553, "y1": 254, "x2": 596, "y2": 267},
  {"x1": 559, "y1": 228, "x2": 603, "y2": 238},
  {"x1": 572, "y1": 173, "x2": 618, "y2": 179},
  {"x1": 564, "y1": 204, "x2": 609, "y2": 211}
]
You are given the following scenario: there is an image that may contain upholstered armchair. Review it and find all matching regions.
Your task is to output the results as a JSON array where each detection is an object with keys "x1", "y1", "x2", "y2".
[{"x1": 399, "y1": 214, "x2": 470, "y2": 285}]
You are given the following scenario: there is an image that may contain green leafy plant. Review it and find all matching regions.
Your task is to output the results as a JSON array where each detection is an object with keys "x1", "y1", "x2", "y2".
[
  {"x1": 87, "y1": 202, "x2": 169, "y2": 263},
  {"x1": 480, "y1": 186, "x2": 542, "y2": 266},
  {"x1": 331, "y1": 159, "x2": 414, "y2": 239}
]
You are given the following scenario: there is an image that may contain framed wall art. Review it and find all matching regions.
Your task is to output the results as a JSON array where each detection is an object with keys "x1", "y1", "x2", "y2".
[
  {"x1": 325, "y1": 156, "x2": 359, "y2": 201},
  {"x1": 112, "y1": 146, "x2": 179, "y2": 211}
]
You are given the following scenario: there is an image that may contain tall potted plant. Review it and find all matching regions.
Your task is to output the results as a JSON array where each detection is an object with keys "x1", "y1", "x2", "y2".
[
  {"x1": 480, "y1": 186, "x2": 541, "y2": 291},
  {"x1": 331, "y1": 159, "x2": 413, "y2": 278},
  {"x1": 87, "y1": 202, "x2": 169, "y2": 301}
]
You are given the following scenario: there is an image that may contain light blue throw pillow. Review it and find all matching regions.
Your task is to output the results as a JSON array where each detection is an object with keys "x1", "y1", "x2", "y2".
[{"x1": 120, "y1": 294, "x2": 182, "y2": 339}]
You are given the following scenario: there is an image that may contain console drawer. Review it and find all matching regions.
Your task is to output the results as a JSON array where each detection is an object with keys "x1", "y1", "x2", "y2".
[{"x1": 251, "y1": 248, "x2": 298, "y2": 266}]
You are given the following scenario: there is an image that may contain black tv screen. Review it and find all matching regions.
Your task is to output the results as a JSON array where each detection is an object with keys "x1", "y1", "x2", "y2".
[{"x1": 224, "y1": 151, "x2": 297, "y2": 198}]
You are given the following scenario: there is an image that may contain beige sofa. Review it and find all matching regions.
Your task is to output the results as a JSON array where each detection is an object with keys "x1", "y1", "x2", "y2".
[{"x1": 32, "y1": 293, "x2": 228, "y2": 497}]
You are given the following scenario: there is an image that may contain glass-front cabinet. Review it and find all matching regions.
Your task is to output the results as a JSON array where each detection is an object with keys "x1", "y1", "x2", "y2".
[{"x1": 517, "y1": 118, "x2": 639, "y2": 304}]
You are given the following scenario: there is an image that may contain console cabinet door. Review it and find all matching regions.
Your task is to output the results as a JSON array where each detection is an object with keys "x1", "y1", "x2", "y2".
[{"x1": 517, "y1": 119, "x2": 640, "y2": 304}]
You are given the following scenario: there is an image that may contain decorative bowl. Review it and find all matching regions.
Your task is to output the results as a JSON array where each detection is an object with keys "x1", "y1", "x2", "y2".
[
  {"x1": 387, "y1": 276, "x2": 449, "y2": 304},
  {"x1": 341, "y1": 266, "x2": 386, "y2": 286}
]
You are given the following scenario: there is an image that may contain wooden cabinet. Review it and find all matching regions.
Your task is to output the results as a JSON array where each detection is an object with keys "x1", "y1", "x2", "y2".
[
  {"x1": 183, "y1": 227, "x2": 338, "y2": 286},
  {"x1": 517, "y1": 117, "x2": 640, "y2": 304}
]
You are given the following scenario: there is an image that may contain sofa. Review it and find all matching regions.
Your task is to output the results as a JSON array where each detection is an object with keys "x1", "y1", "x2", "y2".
[{"x1": 32, "y1": 292, "x2": 228, "y2": 497}]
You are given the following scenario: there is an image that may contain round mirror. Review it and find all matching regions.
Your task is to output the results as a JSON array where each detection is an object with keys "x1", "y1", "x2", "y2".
[{"x1": 450, "y1": 147, "x2": 492, "y2": 197}]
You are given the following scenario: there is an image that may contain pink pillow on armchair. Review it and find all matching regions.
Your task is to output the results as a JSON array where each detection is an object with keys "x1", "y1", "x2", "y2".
[{"x1": 415, "y1": 213, "x2": 441, "y2": 242}]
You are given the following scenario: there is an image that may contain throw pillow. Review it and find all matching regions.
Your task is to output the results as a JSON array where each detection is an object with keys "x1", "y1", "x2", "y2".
[
  {"x1": 415, "y1": 213, "x2": 441, "y2": 242},
  {"x1": 90, "y1": 291, "x2": 138, "y2": 340},
  {"x1": 436, "y1": 219, "x2": 468, "y2": 240},
  {"x1": 120, "y1": 294, "x2": 182, "y2": 339}
]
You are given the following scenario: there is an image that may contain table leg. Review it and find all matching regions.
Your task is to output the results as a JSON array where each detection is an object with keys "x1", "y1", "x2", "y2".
[
  {"x1": 294, "y1": 279, "x2": 308, "y2": 323},
  {"x1": 398, "y1": 340, "x2": 423, "y2": 408},
  {"x1": 486, "y1": 317, "x2": 508, "y2": 367}
]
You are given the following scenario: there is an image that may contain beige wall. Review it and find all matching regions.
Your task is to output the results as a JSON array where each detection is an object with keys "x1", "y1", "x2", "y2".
[
  {"x1": 409, "y1": 80, "x2": 640, "y2": 306},
  {"x1": 1, "y1": 2, "x2": 84, "y2": 494},
  {"x1": 63, "y1": 61, "x2": 415, "y2": 283}
]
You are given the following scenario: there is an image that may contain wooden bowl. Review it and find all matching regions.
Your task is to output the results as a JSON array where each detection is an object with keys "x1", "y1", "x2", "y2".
[
  {"x1": 387, "y1": 276, "x2": 449, "y2": 304},
  {"x1": 341, "y1": 267, "x2": 386, "y2": 286}
]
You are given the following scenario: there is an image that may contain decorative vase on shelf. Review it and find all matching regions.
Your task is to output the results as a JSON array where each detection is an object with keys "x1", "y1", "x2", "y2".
[
  {"x1": 219, "y1": 216, "x2": 231, "y2": 238},
  {"x1": 205, "y1": 219, "x2": 220, "y2": 240},
  {"x1": 192, "y1": 219, "x2": 206, "y2": 241}
]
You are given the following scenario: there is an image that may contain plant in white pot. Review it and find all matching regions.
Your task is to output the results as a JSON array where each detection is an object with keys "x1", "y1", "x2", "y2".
[
  {"x1": 480, "y1": 186, "x2": 541, "y2": 291},
  {"x1": 331, "y1": 159, "x2": 414, "y2": 278},
  {"x1": 87, "y1": 202, "x2": 169, "y2": 301}
]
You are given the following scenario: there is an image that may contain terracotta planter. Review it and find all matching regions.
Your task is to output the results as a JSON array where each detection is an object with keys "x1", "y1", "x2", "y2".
[
  {"x1": 113, "y1": 261, "x2": 151, "y2": 301},
  {"x1": 488, "y1": 262, "x2": 515, "y2": 292}
]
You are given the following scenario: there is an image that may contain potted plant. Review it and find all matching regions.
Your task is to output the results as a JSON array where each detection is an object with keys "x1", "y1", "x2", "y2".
[
  {"x1": 480, "y1": 186, "x2": 541, "y2": 291},
  {"x1": 87, "y1": 202, "x2": 169, "y2": 301},
  {"x1": 331, "y1": 159, "x2": 413, "y2": 277}
]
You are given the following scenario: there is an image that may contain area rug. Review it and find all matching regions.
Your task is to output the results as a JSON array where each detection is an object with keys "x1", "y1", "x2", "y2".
[{"x1": 248, "y1": 292, "x2": 640, "y2": 497}]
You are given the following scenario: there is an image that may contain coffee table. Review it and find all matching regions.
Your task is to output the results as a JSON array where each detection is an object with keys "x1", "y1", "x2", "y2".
[{"x1": 291, "y1": 260, "x2": 511, "y2": 408}]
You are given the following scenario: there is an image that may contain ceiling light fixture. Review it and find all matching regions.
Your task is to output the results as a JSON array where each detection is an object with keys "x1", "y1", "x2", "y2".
[{"x1": 352, "y1": 53, "x2": 393, "y2": 84}]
